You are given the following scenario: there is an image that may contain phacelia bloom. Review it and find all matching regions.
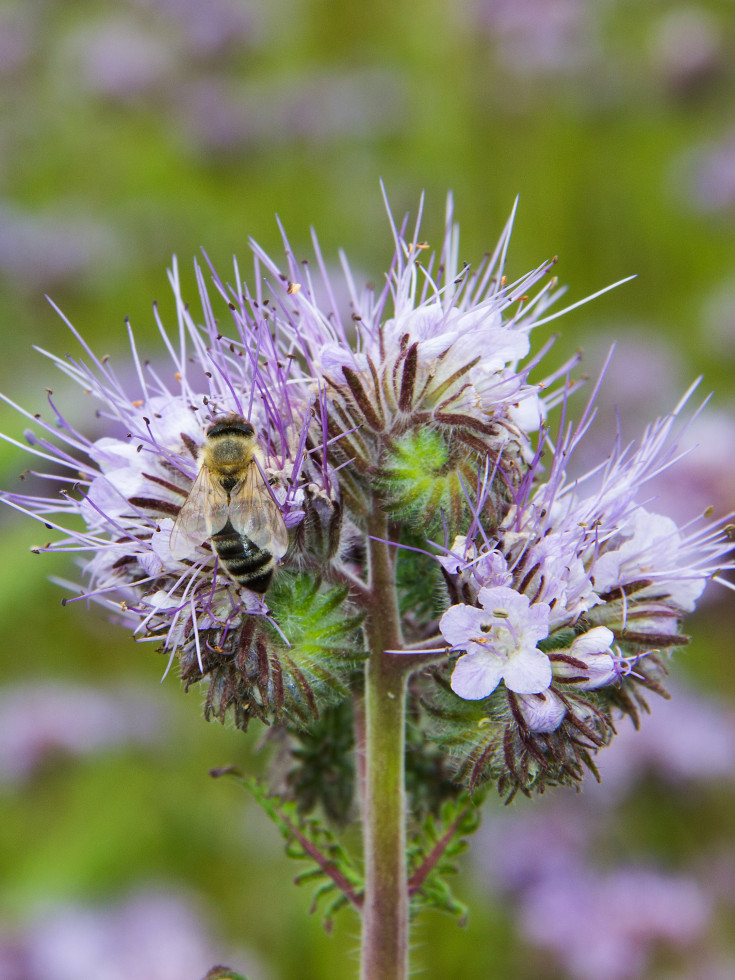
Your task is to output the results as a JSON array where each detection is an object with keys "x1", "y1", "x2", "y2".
[
  {"x1": 0, "y1": 192, "x2": 582, "y2": 666},
  {"x1": 1, "y1": 191, "x2": 731, "y2": 800},
  {"x1": 430, "y1": 367, "x2": 734, "y2": 797},
  {"x1": 0, "y1": 248, "x2": 351, "y2": 729},
  {"x1": 439, "y1": 586, "x2": 553, "y2": 698}
]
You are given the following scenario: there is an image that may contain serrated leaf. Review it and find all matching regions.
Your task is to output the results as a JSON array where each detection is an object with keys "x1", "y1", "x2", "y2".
[
  {"x1": 220, "y1": 773, "x2": 364, "y2": 930},
  {"x1": 285, "y1": 699, "x2": 357, "y2": 825},
  {"x1": 406, "y1": 793, "x2": 484, "y2": 924}
]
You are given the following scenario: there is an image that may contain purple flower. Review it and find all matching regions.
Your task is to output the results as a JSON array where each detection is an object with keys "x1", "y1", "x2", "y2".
[
  {"x1": 1, "y1": 189, "x2": 731, "y2": 798},
  {"x1": 0, "y1": 243, "x2": 342, "y2": 718},
  {"x1": 0, "y1": 203, "x2": 119, "y2": 292},
  {"x1": 518, "y1": 865, "x2": 711, "y2": 980},
  {"x1": 0, "y1": 683, "x2": 162, "y2": 785},
  {"x1": 469, "y1": 0, "x2": 599, "y2": 80},
  {"x1": 440, "y1": 586, "x2": 551, "y2": 698},
  {"x1": 515, "y1": 688, "x2": 567, "y2": 732},
  {"x1": 432, "y1": 354, "x2": 733, "y2": 795},
  {"x1": 685, "y1": 129, "x2": 735, "y2": 214},
  {"x1": 553, "y1": 627, "x2": 617, "y2": 689},
  {"x1": 595, "y1": 683, "x2": 735, "y2": 796},
  {"x1": 0, "y1": 888, "x2": 262, "y2": 980},
  {"x1": 64, "y1": 17, "x2": 175, "y2": 101},
  {"x1": 0, "y1": 191, "x2": 623, "y2": 669},
  {"x1": 649, "y1": 8, "x2": 724, "y2": 98}
]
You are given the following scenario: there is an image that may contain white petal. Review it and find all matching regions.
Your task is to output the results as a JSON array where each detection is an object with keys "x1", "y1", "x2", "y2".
[
  {"x1": 417, "y1": 334, "x2": 458, "y2": 359},
  {"x1": 87, "y1": 437, "x2": 141, "y2": 470},
  {"x1": 570, "y1": 626, "x2": 614, "y2": 657},
  {"x1": 517, "y1": 690, "x2": 567, "y2": 733},
  {"x1": 439, "y1": 604, "x2": 489, "y2": 647},
  {"x1": 590, "y1": 551, "x2": 623, "y2": 593},
  {"x1": 576, "y1": 654, "x2": 619, "y2": 690},
  {"x1": 508, "y1": 392, "x2": 545, "y2": 433},
  {"x1": 319, "y1": 343, "x2": 367, "y2": 377},
  {"x1": 503, "y1": 647, "x2": 552, "y2": 694},
  {"x1": 138, "y1": 550, "x2": 164, "y2": 576},
  {"x1": 450, "y1": 652, "x2": 504, "y2": 700}
]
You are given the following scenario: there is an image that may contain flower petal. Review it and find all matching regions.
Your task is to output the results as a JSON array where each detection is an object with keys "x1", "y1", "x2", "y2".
[
  {"x1": 503, "y1": 647, "x2": 552, "y2": 694},
  {"x1": 516, "y1": 690, "x2": 567, "y2": 733},
  {"x1": 570, "y1": 626, "x2": 614, "y2": 657},
  {"x1": 450, "y1": 651, "x2": 505, "y2": 700},
  {"x1": 439, "y1": 604, "x2": 490, "y2": 647}
]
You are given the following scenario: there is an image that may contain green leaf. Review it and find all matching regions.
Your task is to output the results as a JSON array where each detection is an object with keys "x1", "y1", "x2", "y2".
[
  {"x1": 407, "y1": 793, "x2": 485, "y2": 924},
  {"x1": 404, "y1": 711, "x2": 465, "y2": 819},
  {"x1": 218, "y1": 773, "x2": 363, "y2": 931}
]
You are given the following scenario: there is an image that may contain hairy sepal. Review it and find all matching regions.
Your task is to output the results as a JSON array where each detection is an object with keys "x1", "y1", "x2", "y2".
[
  {"x1": 222, "y1": 773, "x2": 364, "y2": 932},
  {"x1": 180, "y1": 574, "x2": 364, "y2": 731},
  {"x1": 423, "y1": 655, "x2": 672, "y2": 801}
]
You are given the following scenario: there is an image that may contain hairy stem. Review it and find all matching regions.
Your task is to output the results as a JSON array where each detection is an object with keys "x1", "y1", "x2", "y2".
[{"x1": 360, "y1": 507, "x2": 409, "y2": 980}]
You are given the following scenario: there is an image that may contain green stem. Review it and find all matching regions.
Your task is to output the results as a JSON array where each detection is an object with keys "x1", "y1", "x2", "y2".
[{"x1": 360, "y1": 508, "x2": 409, "y2": 980}]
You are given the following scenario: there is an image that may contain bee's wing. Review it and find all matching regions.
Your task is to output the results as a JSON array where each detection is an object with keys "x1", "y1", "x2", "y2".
[
  {"x1": 169, "y1": 465, "x2": 230, "y2": 560},
  {"x1": 229, "y1": 462, "x2": 289, "y2": 561}
]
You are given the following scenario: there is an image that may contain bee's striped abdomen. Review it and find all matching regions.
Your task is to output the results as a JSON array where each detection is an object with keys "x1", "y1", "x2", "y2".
[{"x1": 211, "y1": 519, "x2": 275, "y2": 593}]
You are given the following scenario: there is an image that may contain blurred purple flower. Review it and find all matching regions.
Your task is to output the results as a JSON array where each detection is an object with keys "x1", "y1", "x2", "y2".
[
  {"x1": 683, "y1": 129, "x2": 735, "y2": 214},
  {"x1": 0, "y1": 204, "x2": 120, "y2": 292},
  {"x1": 0, "y1": 5, "x2": 35, "y2": 78},
  {"x1": 0, "y1": 888, "x2": 265, "y2": 980},
  {"x1": 64, "y1": 17, "x2": 175, "y2": 100},
  {"x1": 131, "y1": 0, "x2": 260, "y2": 58},
  {"x1": 473, "y1": 678, "x2": 735, "y2": 978},
  {"x1": 173, "y1": 69, "x2": 407, "y2": 154},
  {"x1": 595, "y1": 683, "x2": 735, "y2": 795},
  {"x1": 648, "y1": 8, "x2": 724, "y2": 98},
  {"x1": 0, "y1": 683, "x2": 163, "y2": 785},
  {"x1": 467, "y1": 0, "x2": 601, "y2": 79},
  {"x1": 519, "y1": 865, "x2": 711, "y2": 980}
]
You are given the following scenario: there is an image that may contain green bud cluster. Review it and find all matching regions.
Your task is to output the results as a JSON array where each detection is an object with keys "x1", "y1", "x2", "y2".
[{"x1": 180, "y1": 574, "x2": 364, "y2": 731}]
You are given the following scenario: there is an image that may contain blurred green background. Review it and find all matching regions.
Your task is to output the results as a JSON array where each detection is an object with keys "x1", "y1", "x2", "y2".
[{"x1": 1, "y1": 1, "x2": 734, "y2": 977}]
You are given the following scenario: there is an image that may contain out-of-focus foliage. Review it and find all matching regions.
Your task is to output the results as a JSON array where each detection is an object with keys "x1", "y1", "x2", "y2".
[{"x1": 1, "y1": 0, "x2": 734, "y2": 977}]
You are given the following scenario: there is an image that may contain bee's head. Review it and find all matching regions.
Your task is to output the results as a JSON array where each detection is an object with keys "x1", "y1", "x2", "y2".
[{"x1": 206, "y1": 415, "x2": 255, "y2": 441}]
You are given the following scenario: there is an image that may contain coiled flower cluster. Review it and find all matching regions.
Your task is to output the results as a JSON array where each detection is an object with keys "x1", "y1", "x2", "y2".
[{"x1": 1, "y1": 192, "x2": 731, "y2": 801}]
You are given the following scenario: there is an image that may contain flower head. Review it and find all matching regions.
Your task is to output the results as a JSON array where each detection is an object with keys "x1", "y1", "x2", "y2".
[
  {"x1": 430, "y1": 364, "x2": 734, "y2": 797},
  {"x1": 0, "y1": 191, "x2": 577, "y2": 673},
  {"x1": 0, "y1": 246, "x2": 353, "y2": 728},
  {"x1": 1, "y1": 190, "x2": 731, "y2": 801}
]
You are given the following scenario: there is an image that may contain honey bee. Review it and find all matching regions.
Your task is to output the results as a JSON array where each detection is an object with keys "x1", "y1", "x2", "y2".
[{"x1": 170, "y1": 415, "x2": 288, "y2": 594}]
